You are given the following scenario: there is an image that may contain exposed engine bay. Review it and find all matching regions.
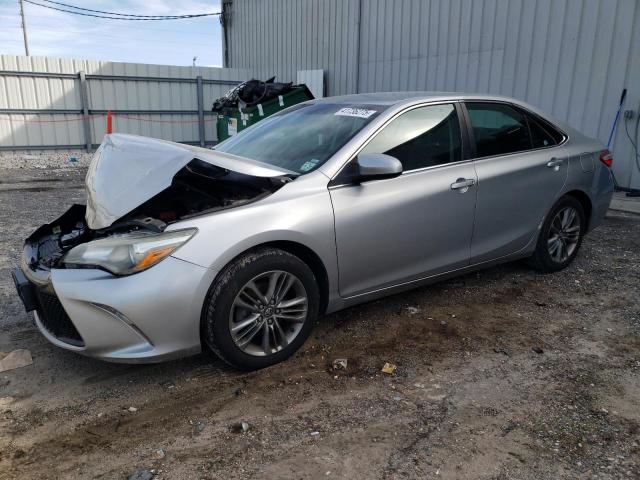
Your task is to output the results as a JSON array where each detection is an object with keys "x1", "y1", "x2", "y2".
[{"x1": 23, "y1": 158, "x2": 291, "y2": 273}]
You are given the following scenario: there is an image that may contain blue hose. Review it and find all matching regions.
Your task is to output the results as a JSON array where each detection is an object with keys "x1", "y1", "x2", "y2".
[{"x1": 607, "y1": 88, "x2": 627, "y2": 148}]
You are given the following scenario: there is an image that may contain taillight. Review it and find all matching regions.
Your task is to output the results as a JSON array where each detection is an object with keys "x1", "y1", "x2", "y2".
[{"x1": 599, "y1": 149, "x2": 613, "y2": 167}]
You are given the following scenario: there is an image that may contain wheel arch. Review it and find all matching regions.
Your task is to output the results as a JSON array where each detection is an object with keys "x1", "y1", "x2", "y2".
[
  {"x1": 564, "y1": 189, "x2": 593, "y2": 230},
  {"x1": 258, "y1": 240, "x2": 330, "y2": 316},
  {"x1": 201, "y1": 240, "x2": 331, "y2": 326}
]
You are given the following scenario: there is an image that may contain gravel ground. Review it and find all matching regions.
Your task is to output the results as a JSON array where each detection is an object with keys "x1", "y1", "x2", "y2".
[
  {"x1": 0, "y1": 162, "x2": 638, "y2": 480},
  {"x1": 0, "y1": 151, "x2": 93, "y2": 170}
]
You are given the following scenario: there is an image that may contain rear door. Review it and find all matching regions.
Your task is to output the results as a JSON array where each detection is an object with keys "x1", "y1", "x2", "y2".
[
  {"x1": 329, "y1": 103, "x2": 477, "y2": 297},
  {"x1": 462, "y1": 101, "x2": 568, "y2": 263}
]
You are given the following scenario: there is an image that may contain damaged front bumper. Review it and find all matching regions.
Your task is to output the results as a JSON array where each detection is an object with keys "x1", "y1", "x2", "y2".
[
  {"x1": 15, "y1": 255, "x2": 217, "y2": 363},
  {"x1": 12, "y1": 134, "x2": 296, "y2": 363},
  {"x1": 14, "y1": 204, "x2": 217, "y2": 362}
]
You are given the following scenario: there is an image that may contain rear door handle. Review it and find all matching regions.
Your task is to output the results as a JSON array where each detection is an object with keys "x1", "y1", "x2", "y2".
[
  {"x1": 546, "y1": 158, "x2": 563, "y2": 170},
  {"x1": 450, "y1": 178, "x2": 476, "y2": 192}
]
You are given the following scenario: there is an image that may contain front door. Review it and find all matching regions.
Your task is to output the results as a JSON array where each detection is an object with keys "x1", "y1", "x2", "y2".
[{"x1": 329, "y1": 103, "x2": 477, "y2": 298}]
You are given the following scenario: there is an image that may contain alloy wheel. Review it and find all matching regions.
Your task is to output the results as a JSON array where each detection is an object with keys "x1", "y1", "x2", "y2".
[
  {"x1": 229, "y1": 270, "x2": 308, "y2": 356},
  {"x1": 547, "y1": 206, "x2": 581, "y2": 263}
]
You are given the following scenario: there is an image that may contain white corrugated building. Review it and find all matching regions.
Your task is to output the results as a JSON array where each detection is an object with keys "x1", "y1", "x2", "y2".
[{"x1": 221, "y1": 0, "x2": 640, "y2": 189}]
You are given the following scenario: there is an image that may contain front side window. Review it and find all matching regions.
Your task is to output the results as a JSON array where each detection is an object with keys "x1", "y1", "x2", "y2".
[
  {"x1": 214, "y1": 103, "x2": 386, "y2": 174},
  {"x1": 360, "y1": 103, "x2": 462, "y2": 171},
  {"x1": 466, "y1": 102, "x2": 531, "y2": 157}
]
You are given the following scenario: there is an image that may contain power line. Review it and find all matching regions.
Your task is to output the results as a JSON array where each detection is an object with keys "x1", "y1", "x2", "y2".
[
  {"x1": 3, "y1": 12, "x2": 219, "y2": 37},
  {"x1": 36, "y1": 0, "x2": 217, "y2": 18},
  {"x1": 23, "y1": 0, "x2": 221, "y2": 20}
]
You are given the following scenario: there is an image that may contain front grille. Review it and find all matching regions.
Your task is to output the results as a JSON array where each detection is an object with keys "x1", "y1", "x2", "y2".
[{"x1": 36, "y1": 290, "x2": 84, "y2": 347}]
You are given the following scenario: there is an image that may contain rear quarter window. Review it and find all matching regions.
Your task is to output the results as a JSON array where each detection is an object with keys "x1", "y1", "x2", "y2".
[{"x1": 525, "y1": 112, "x2": 565, "y2": 147}]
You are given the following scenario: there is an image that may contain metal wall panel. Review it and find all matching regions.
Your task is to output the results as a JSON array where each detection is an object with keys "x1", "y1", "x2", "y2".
[
  {"x1": 227, "y1": 0, "x2": 360, "y2": 96},
  {"x1": 296, "y1": 69, "x2": 325, "y2": 98},
  {"x1": 226, "y1": 0, "x2": 640, "y2": 188},
  {"x1": 0, "y1": 55, "x2": 251, "y2": 151}
]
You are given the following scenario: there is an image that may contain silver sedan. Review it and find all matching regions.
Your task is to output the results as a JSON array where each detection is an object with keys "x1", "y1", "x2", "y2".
[{"x1": 13, "y1": 93, "x2": 614, "y2": 370}]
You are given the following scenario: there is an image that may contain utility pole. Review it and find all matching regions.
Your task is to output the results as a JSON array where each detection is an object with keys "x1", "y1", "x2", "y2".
[{"x1": 19, "y1": 0, "x2": 30, "y2": 56}]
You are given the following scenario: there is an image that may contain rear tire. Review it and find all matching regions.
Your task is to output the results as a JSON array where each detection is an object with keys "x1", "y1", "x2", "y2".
[
  {"x1": 528, "y1": 195, "x2": 586, "y2": 273},
  {"x1": 202, "y1": 248, "x2": 319, "y2": 370}
]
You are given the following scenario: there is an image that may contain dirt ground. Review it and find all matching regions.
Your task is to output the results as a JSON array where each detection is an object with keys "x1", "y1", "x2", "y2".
[{"x1": 0, "y1": 164, "x2": 638, "y2": 480}]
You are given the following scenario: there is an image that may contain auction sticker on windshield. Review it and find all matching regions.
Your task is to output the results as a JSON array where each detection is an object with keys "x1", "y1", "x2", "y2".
[{"x1": 334, "y1": 107, "x2": 378, "y2": 119}]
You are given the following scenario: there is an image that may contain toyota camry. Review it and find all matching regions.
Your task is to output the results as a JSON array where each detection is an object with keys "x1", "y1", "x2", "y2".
[{"x1": 12, "y1": 92, "x2": 614, "y2": 370}]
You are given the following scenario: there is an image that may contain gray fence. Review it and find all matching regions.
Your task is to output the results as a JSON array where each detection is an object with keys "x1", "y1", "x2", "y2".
[{"x1": 0, "y1": 55, "x2": 251, "y2": 152}]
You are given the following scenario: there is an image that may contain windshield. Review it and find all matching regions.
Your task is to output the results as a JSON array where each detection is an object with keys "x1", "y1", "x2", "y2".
[{"x1": 214, "y1": 103, "x2": 386, "y2": 174}]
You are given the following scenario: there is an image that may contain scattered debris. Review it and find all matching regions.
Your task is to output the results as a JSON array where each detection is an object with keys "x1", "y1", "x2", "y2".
[
  {"x1": 425, "y1": 393, "x2": 447, "y2": 402},
  {"x1": 0, "y1": 349, "x2": 33, "y2": 372},
  {"x1": 128, "y1": 406, "x2": 138, "y2": 412},
  {"x1": 154, "y1": 448, "x2": 166, "y2": 459},
  {"x1": 332, "y1": 358, "x2": 348, "y2": 370},
  {"x1": 310, "y1": 431, "x2": 320, "y2": 436},
  {"x1": 405, "y1": 306, "x2": 420, "y2": 315},
  {"x1": 230, "y1": 421, "x2": 250, "y2": 433},
  {"x1": 195, "y1": 420, "x2": 206, "y2": 433},
  {"x1": 233, "y1": 387, "x2": 246, "y2": 396},
  {"x1": 128, "y1": 469, "x2": 154, "y2": 480},
  {"x1": 12, "y1": 448, "x2": 26, "y2": 459},
  {"x1": 381, "y1": 363, "x2": 397, "y2": 374},
  {"x1": 501, "y1": 420, "x2": 520, "y2": 437},
  {"x1": 532, "y1": 346, "x2": 544, "y2": 354},
  {"x1": 493, "y1": 347, "x2": 511, "y2": 357}
]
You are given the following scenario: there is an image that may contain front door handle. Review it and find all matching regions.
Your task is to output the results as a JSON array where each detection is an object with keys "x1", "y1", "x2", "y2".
[
  {"x1": 546, "y1": 158, "x2": 563, "y2": 171},
  {"x1": 450, "y1": 178, "x2": 476, "y2": 193}
]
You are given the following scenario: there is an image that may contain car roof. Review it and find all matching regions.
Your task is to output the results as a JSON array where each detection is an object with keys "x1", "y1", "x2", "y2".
[
  {"x1": 310, "y1": 91, "x2": 573, "y2": 135},
  {"x1": 312, "y1": 91, "x2": 525, "y2": 106}
]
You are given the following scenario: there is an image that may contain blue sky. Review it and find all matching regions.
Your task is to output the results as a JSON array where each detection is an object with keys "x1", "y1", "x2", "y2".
[{"x1": 0, "y1": 0, "x2": 223, "y2": 66}]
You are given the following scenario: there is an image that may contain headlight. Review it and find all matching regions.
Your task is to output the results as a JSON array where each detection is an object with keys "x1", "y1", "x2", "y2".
[{"x1": 62, "y1": 228, "x2": 197, "y2": 275}]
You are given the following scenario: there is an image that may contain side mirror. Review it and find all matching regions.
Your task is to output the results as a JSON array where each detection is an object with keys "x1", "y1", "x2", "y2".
[{"x1": 354, "y1": 153, "x2": 403, "y2": 183}]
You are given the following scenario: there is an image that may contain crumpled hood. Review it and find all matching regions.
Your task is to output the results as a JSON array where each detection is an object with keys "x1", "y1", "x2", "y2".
[{"x1": 85, "y1": 134, "x2": 294, "y2": 230}]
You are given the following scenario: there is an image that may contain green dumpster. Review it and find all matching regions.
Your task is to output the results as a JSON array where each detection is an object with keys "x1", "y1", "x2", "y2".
[{"x1": 215, "y1": 84, "x2": 314, "y2": 142}]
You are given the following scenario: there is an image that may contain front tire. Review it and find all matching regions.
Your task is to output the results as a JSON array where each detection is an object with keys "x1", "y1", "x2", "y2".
[
  {"x1": 202, "y1": 248, "x2": 319, "y2": 370},
  {"x1": 528, "y1": 195, "x2": 586, "y2": 273}
]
